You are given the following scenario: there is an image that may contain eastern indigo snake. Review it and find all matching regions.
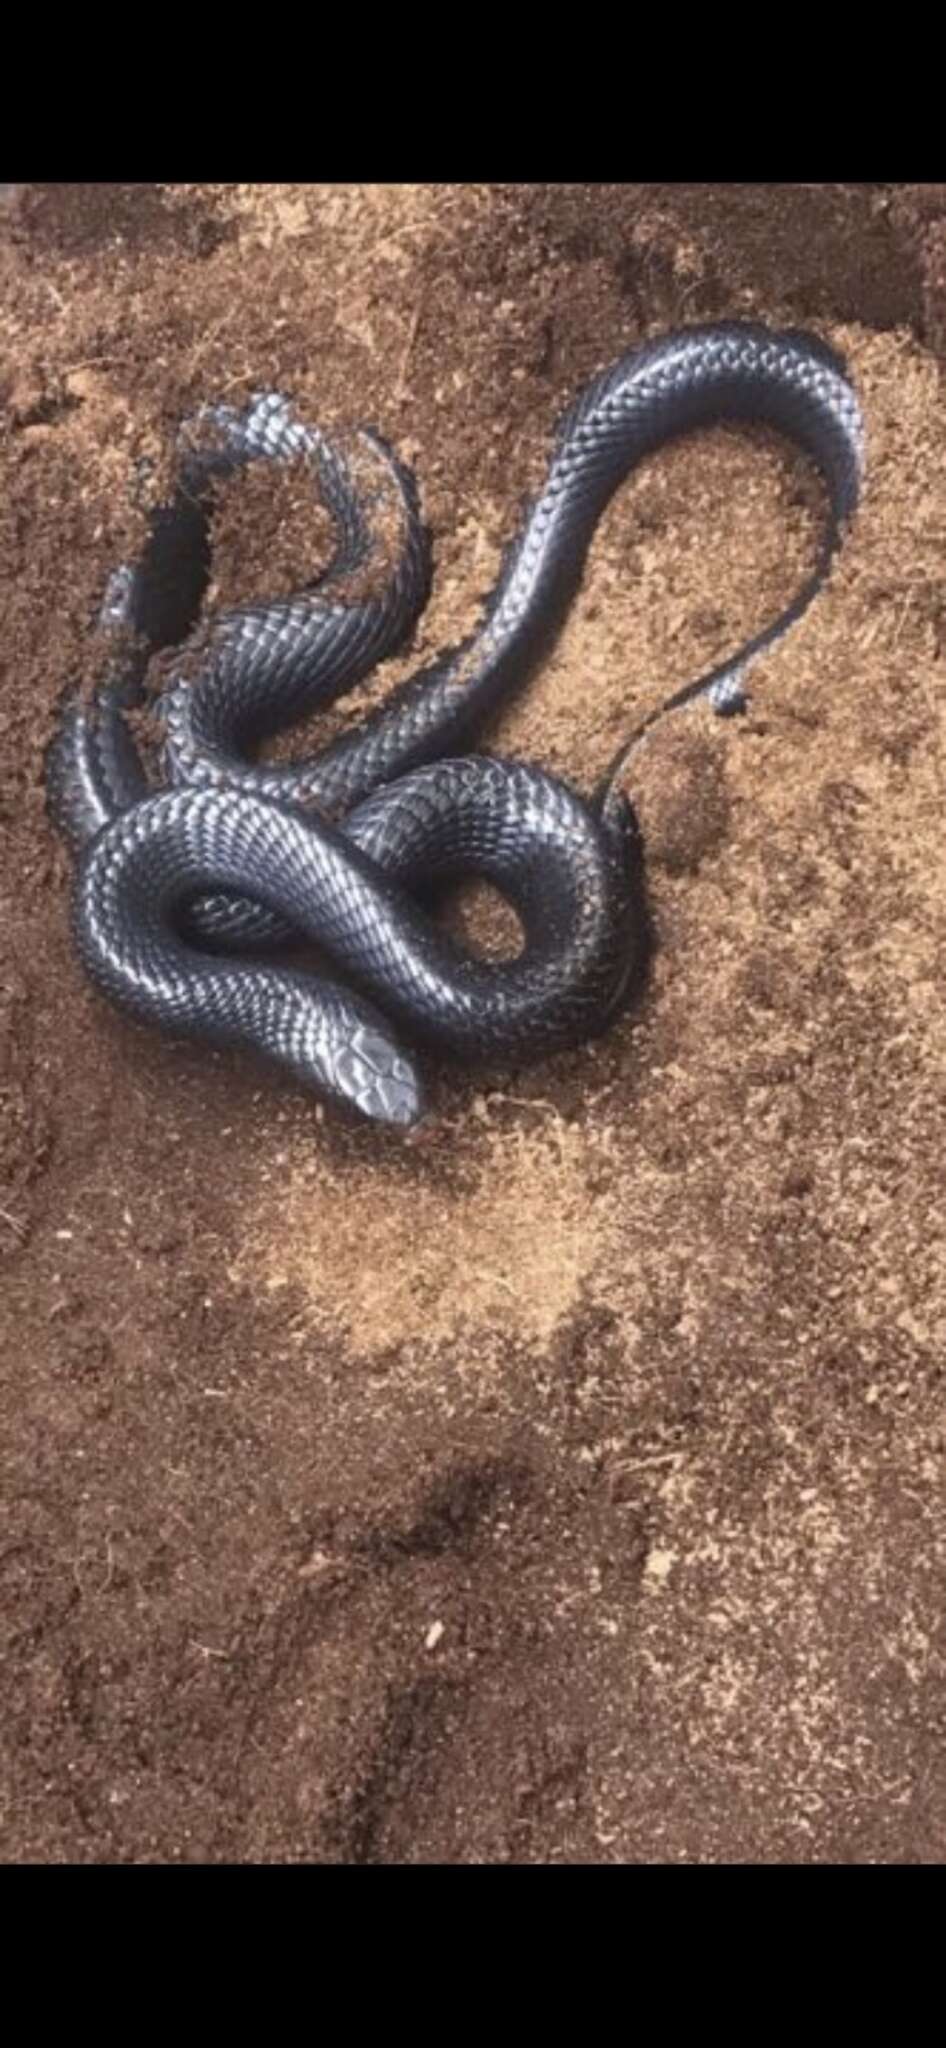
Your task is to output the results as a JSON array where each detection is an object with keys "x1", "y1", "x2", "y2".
[{"x1": 46, "y1": 322, "x2": 864, "y2": 1126}]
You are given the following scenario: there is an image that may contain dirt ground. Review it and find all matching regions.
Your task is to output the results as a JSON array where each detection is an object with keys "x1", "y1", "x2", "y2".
[{"x1": 1, "y1": 183, "x2": 944, "y2": 1864}]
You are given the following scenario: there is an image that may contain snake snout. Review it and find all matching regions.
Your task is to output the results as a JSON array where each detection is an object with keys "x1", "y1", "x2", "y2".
[{"x1": 334, "y1": 1025, "x2": 425, "y2": 1127}]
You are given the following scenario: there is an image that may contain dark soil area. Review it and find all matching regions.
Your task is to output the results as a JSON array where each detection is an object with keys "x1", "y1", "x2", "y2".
[{"x1": 1, "y1": 184, "x2": 944, "y2": 1863}]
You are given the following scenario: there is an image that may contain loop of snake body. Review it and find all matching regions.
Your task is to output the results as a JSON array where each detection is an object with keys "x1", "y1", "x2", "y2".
[{"x1": 46, "y1": 322, "x2": 864, "y2": 1126}]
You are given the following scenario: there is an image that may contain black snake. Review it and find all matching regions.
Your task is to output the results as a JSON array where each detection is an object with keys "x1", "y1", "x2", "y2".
[{"x1": 46, "y1": 322, "x2": 864, "y2": 1126}]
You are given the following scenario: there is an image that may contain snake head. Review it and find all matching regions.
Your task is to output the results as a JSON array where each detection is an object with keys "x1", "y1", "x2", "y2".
[{"x1": 331, "y1": 1022, "x2": 425, "y2": 1128}]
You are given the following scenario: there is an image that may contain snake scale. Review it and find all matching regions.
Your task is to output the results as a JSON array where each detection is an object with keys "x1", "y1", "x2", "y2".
[{"x1": 46, "y1": 322, "x2": 864, "y2": 1126}]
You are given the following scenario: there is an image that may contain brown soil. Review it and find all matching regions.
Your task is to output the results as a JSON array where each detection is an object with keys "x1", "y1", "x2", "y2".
[{"x1": 1, "y1": 184, "x2": 944, "y2": 1865}]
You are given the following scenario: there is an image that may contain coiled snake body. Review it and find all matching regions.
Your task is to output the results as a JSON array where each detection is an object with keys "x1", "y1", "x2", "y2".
[{"x1": 46, "y1": 323, "x2": 864, "y2": 1125}]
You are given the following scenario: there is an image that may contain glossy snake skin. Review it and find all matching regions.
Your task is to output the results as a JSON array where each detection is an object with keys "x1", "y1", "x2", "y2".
[{"x1": 46, "y1": 322, "x2": 864, "y2": 1125}]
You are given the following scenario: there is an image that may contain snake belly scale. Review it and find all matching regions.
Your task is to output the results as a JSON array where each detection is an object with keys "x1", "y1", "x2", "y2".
[{"x1": 46, "y1": 322, "x2": 864, "y2": 1126}]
